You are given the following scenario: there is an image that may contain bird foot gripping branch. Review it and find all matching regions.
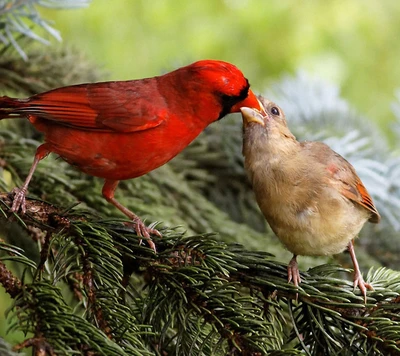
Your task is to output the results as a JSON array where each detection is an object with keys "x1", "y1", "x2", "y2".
[
  {"x1": 0, "y1": 60, "x2": 265, "y2": 252},
  {"x1": 240, "y1": 96, "x2": 380, "y2": 303},
  {"x1": 287, "y1": 255, "x2": 301, "y2": 287},
  {"x1": 10, "y1": 187, "x2": 28, "y2": 214}
]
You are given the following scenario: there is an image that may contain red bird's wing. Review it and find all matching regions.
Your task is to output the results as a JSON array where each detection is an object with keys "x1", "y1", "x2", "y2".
[
  {"x1": 302, "y1": 141, "x2": 381, "y2": 223},
  {"x1": 26, "y1": 80, "x2": 165, "y2": 133}
]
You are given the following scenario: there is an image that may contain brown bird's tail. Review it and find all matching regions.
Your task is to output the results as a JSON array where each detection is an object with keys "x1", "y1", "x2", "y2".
[{"x1": 0, "y1": 96, "x2": 30, "y2": 120}]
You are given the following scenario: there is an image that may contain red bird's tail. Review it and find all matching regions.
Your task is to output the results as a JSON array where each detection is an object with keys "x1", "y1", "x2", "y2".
[{"x1": 0, "y1": 96, "x2": 30, "y2": 120}]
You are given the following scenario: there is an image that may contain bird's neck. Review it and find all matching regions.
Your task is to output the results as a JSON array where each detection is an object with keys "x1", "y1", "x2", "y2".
[
  {"x1": 244, "y1": 128, "x2": 299, "y2": 161},
  {"x1": 243, "y1": 129, "x2": 301, "y2": 185}
]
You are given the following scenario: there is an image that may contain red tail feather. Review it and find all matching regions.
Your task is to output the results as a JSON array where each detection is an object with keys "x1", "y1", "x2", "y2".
[{"x1": 0, "y1": 96, "x2": 30, "y2": 119}]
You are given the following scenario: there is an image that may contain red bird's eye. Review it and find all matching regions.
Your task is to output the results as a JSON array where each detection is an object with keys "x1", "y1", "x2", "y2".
[{"x1": 271, "y1": 107, "x2": 280, "y2": 116}]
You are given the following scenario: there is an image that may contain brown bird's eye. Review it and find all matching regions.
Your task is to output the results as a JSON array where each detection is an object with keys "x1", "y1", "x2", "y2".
[{"x1": 271, "y1": 107, "x2": 280, "y2": 116}]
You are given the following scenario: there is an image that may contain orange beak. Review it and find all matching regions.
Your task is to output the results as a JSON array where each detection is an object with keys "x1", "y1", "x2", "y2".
[
  {"x1": 230, "y1": 89, "x2": 266, "y2": 115},
  {"x1": 240, "y1": 107, "x2": 265, "y2": 127}
]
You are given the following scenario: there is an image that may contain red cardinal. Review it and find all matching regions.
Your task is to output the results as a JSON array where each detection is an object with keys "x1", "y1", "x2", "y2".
[
  {"x1": 0, "y1": 60, "x2": 264, "y2": 251},
  {"x1": 241, "y1": 97, "x2": 380, "y2": 302}
]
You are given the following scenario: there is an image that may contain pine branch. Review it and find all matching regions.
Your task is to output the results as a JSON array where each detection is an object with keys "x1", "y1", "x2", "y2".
[{"x1": 1, "y1": 197, "x2": 400, "y2": 355}]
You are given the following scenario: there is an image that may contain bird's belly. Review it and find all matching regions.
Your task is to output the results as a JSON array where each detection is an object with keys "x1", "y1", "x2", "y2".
[
  {"x1": 276, "y1": 226, "x2": 352, "y2": 256},
  {"x1": 268, "y1": 201, "x2": 369, "y2": 257},
  {"x1": 41, "y1": 124, "x2": 197, "y2": 180}
]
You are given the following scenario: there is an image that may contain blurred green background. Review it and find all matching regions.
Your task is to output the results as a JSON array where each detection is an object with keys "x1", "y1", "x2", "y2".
[{"x1": 41, "y1": 0, "x2": 400, "y2": 134}]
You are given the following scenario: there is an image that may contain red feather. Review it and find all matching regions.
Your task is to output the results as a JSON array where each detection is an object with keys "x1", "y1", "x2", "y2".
[{"x1": 0, "y1": 60, "x2": 264, "y2": 246}]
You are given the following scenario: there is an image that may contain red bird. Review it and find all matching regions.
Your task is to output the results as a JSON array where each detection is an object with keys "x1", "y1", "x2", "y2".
[{"x1": 0, "y1": 60, "x2": 264, "y2": 251}]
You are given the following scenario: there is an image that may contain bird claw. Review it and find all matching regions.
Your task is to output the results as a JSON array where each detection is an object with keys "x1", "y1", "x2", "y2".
[
  {"x1": 10, "y1": 187, "x2": 27, "y2": 214},
  {"x1": 287, "y1": 257, "x2": 301, "y2": 287},
  {"x1": 353, "y1": 271, "x2": 373, "y2": 303},
  {"x1": 127, "y1": 218, "x2": 161, "y2": 253},
  {"x1": 287, "y1": 256, "x2": 301, "y2": 301}
]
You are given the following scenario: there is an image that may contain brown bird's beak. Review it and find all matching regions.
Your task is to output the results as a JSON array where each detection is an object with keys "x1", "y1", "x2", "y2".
[
  {"x1": 240, "y1": 107, "x2": 265, "y2": 126},
  {"x1": 231, "y1": 89, "x2": 267, "y2": 115}
]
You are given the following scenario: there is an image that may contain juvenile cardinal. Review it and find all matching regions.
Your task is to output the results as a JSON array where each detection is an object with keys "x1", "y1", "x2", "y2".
[
  {"x1": 0, "y1": 60, "x2": 265, "y2": 251},
  {"x1": 240, "y1": 97, "x2": 380, "y2": 302}
]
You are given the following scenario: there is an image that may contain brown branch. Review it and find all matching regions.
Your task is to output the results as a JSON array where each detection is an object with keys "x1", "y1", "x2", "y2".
[
  {"x1": 0, "y1": 192, "x2": 69, "y2": 228},
  {"x1": 13, "y1": 337, "x2": 55, "y2": 356},
  {"x1": 0, "y1": 260, "x2": 21, "y2": 298}
]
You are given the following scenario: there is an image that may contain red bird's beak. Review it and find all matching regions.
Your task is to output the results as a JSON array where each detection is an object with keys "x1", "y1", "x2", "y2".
[{"x1": 230, "y1": 89, "x2": 266, "y2": 116}]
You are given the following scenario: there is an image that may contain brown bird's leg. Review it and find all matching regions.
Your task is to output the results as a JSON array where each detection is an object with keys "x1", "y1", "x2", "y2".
[
  {"x1": 287, "y1": 255, "x2": 301, "y2": 287},
  {"x1": 348, "y1": 239, "x2": 373, "y2": 303},
  {"x1": 102, "y1": 179, "x2": 161, "y2": 252},
  {"x1": 11, "y1": 144, "x2": 50, "y2": 214}
]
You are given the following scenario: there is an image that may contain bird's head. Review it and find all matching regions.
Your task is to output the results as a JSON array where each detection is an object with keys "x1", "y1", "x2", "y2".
[
  {"x1": 240, "y1": 96, "x2": 298, "y2": 160},
  {"x1": 185, "y1": 60, "x2": 266, "y2": 120},
  {"x1": 240, "y1": 97, "x2": 294, "y2": 141}
]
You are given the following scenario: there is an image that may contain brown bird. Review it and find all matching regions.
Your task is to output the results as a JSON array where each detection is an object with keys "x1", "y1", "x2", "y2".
[{"x1": 240, "y1": 97, "x2": 380, "y2": 302}]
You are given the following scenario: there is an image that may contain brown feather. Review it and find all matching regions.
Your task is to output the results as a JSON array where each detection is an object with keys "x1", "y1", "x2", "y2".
[
  {"x1": 340, "y1": 178, "x2": 381, "y2": 223},
  {"x1": 301, "y1": 141, "x2": 380, "y2": 224}
]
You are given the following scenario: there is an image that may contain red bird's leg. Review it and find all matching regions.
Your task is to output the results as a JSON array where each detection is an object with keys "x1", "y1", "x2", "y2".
[
  {"x1": 348, "y1": 239, "x2": 373, "y2": 303},
  {"x1": 11, "y1": 144, "x2": 50, "y2": 214},
  {"x1": 287, "y1": 255, "x2": 301, "y2": 287},
  {"x1": 102, "y1": 180, "x2": 161, "y2": 252}
]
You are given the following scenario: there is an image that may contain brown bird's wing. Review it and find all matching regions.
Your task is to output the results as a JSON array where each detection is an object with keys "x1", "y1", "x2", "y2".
[
  {"x1": 22, "y1": 80, "x2": 165, "y2": 133},
  {"x1": 301, "y1": 141, "x2": 380, "y2": 223}
]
